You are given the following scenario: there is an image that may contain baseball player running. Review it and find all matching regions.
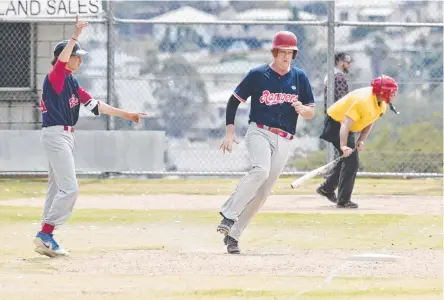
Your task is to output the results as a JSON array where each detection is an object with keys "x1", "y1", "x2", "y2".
[
  {"x1": 217, "y1": 31, "x2": 315, "y2": 254},
  {"x1": 34, "y1": 16, "x2": 146, "y2": 258},
  {"x1": 317, "y1": 75, "x2": 399, "y2": 208}
]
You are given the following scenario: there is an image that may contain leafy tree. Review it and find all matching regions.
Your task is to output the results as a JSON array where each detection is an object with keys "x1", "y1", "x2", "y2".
[
  {"x1": 290, "y1": 120, "x2": 443, "y2": 173},
  {"x1": 143, "y1": 56, "x2": 210, "y2": 137},
  {"x1": 359, "y1": 121, "x2": 443, "y2": 173}
]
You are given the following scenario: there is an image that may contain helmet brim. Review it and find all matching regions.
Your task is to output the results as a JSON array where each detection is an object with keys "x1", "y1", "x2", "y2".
[
  {"x1": 274, "y1": 46, "x2": 298, "y2": 51},
  {"x1": 72, "y1": 49, "x2": 88, "y2": 56}
]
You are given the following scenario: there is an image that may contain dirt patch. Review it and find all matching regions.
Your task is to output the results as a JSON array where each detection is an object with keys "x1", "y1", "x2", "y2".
[
  {"x1": 0, "y1": 194, "x2": 442, "y2": 299},
  {"x1": 2, "y1": 194, "x2": 442, "y2": 215},
  {"x1": 0, "y1": 222, "x2": 441, "y2": 299}
]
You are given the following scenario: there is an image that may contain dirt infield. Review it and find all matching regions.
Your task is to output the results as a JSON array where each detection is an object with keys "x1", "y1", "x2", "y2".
[
  {"x1": 0, "y1": 194, "x2": 442, "y2": 299},
  {"x1": 2, "y1": 193, "x2": 442, "y2": 215}
]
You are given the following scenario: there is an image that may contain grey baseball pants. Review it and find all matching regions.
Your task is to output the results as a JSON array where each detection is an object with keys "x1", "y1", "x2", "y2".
[
  {"x1": 220, "y1": 122, "x2": 293, "y2": 241},
  {"x1": 40, "y1": 126, "x2": 79, "y2": 228}
]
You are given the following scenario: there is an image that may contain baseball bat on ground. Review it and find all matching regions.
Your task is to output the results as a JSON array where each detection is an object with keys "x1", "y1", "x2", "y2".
[{"x1": 290, "y1": 149, "x2": 356, "y2": 189}]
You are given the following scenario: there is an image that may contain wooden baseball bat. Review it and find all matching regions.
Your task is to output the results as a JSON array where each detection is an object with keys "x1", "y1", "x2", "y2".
[
  {"x1": 290, "y1": 148, "x2": 356, "y2": 189},
  {"x1": 290, "y1": 158, "x2": 339, "y2": 189}
]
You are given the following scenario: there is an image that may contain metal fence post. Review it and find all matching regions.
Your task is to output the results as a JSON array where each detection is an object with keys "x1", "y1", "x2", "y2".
[
  {"x1": 326, "y1": 1, "x2": 335, "y2": 163},
  {"x1": 107, "y1": 1, "x2": 115, "y2": 131}
]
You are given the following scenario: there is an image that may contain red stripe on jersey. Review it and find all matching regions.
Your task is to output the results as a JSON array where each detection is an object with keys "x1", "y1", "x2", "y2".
[
  {"x1": 233, "y1": 92, "x2": 246, "y2": 103},
  {"x1": 78, "y1": 87, "x2": 92, "y2": 104}
]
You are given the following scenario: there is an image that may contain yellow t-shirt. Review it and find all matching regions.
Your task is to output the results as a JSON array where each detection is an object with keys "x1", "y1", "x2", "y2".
[{"x1": 327, "y1": 87, "x2": 387, "y2": 132}]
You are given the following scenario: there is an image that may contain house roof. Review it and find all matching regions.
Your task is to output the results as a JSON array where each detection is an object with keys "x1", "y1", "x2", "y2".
[
  {"x1": 336, "y1": 0, "x2": 392, "y2": 8},
  {"x1": 359, "y1": 7, "x2": 394, "y2": 17},
  {"x1": 234, "y1": 8, "x2": 317, "y2": 21},
  {"x1": 148, "y1": 6, "x2": 218, "y2": 23}
]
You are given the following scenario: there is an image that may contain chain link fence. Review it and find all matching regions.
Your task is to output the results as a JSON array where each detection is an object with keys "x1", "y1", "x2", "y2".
[
  {"x1": 0, "y1": 21, "x2": 36, "y2": 129},
  {"x1": 0, "y1": 1, "x2": 442, "y2": 177}
]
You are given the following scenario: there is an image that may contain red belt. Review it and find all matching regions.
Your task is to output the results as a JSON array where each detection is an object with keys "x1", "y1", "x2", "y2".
[
  {"x1": 63, "y1": 125, "x2": 75, "y2": 133},
  {"x1": 256, "y1": 123, "x2": 293, "y2": 140}
]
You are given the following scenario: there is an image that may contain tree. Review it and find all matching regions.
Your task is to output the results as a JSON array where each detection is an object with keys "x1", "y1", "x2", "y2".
[
  {"x1": 142, "y1": 56, "x2": 210, "y2": 138},
  {"x1": 359, "y1": 122, "x2": 443, "y2": 173},
  {"x1": 290, "y1": 120, "x2": 443, "y2": 173}
]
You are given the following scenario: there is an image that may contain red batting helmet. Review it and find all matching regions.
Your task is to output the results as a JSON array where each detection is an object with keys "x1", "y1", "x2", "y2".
[
  {"x1": 371, "y1": 75, "x2": 398, "y2": 104},
  {"x1": 272, "y1": 31, "x2": 298, "y2": 59}
]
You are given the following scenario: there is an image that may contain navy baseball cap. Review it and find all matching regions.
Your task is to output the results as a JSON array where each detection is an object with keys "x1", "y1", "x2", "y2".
[{"x1": 53, "y1": 40, "x2": 88, "y2": 57}]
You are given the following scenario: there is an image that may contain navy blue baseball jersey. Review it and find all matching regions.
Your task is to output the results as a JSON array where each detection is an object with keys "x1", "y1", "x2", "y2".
[
  {"x1": 233, "y1": 64, "x2": 315, "y2": 135},
  {"x1": 40, "y1": 60, "x2": 99, "y2": 127}
]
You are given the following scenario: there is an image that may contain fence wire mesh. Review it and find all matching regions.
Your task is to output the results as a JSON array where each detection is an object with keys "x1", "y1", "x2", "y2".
[
  {"x1": 108, "y1": 22, "x2": 329, "y2": 173},
  {"x1": 0, "y1": 22, "x2": 36, "y2": 129},
  {"x1": 0, "y1": 0, "x2": 442, "y2": 176},
  {"x1": 334, "y1": 24, "x2": 443, "y2": 174}
]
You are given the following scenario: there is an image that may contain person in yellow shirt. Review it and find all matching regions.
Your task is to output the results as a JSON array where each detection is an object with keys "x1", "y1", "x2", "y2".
[{"x1": 317, "y1": 75, "x2": 399, "y2": 208}]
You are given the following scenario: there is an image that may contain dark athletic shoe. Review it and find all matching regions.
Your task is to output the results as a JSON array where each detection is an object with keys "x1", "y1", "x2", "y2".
[
  {"x1": 217, "y1": 217, "x2": 234, "y2": 236},
  {"x1": 316, "y1": 186, "x2": 337, "y2": 204},
  {"x1": 336, "y1": 201, "x2": 358, "y2": 209},
  {"x1": 224, "y1": 235, "x2": 240, "y2": 254}
]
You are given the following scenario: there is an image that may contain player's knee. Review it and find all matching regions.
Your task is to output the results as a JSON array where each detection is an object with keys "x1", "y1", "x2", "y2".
[
  {"x1": 63, "y1": 181, "x2": 79, "y2": 196},
  {"x1": 252, "y1": 166, "x2": 270, "y2": 181}
]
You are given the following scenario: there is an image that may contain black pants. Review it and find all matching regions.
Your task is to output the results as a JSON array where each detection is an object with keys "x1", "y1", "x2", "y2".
[{"x1": 319, "y1": 116, "x2": 359, "y2": 204}]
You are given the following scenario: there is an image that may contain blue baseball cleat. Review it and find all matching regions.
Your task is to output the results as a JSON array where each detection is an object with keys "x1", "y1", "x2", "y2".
[{"x1": 34, "y1": 232, "x2": 68, "y2": 258}]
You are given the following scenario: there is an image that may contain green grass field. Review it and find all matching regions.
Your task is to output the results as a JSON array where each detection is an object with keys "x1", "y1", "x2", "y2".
[{"x1": 0, "y1": 206, "x2": 441, "y2": 250}]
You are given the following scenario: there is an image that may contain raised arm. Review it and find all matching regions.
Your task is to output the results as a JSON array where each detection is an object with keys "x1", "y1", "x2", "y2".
[
  {"x1": 59, "y1": 16, "x2": 88, "y2": 63},
  {"x1": 48, "y1": 16, "x2": 88, "y2": 94}
]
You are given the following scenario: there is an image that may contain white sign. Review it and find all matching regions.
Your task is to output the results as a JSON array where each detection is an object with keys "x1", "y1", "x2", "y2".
[{"x1": 0, "y1": 0, "x2": 103, "y2": 18}]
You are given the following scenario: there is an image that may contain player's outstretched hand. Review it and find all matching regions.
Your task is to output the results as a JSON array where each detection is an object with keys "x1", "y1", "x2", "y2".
[
  {"x1": 125, "y1": 112, "x2": 147, "y2": 124},
  {"x1": 292, "y1": 100, "x2": 304, "y2": 114},
  {"x1": 220, "y1": 127, "x2": 239, "y2": 154},
  {"x1": 73, "y1": 15, "x2": 88, "y2": 39}
]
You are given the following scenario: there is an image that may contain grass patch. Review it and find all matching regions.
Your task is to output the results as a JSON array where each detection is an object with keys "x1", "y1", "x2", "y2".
[
  {"x1": 1, "y1": 205, "x2": 440, "y2": 226},
  {"x1": 0, "y1": 177, "x2": 441, "y2": 200},
  {"x1": 1, "y1": 206, "x2": 441, "y2": 249},
  {"x1": 305, "y1": 287, "x2": 442, "y2": 297},
  {"x1": 179, "y1": 287, "x2": 441, "y2": 298},
  {"x1": 184, "y1": 289, "x2": 281, "y2": 297}
]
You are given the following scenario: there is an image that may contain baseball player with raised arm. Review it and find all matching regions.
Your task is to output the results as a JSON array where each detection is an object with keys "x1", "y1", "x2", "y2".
[
  {"x1": 217, "y1": 31, "x2": 315, "y2": 254},
  {"x1": 34, "y1": 16, "x2": 146, "y2": 258}
]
